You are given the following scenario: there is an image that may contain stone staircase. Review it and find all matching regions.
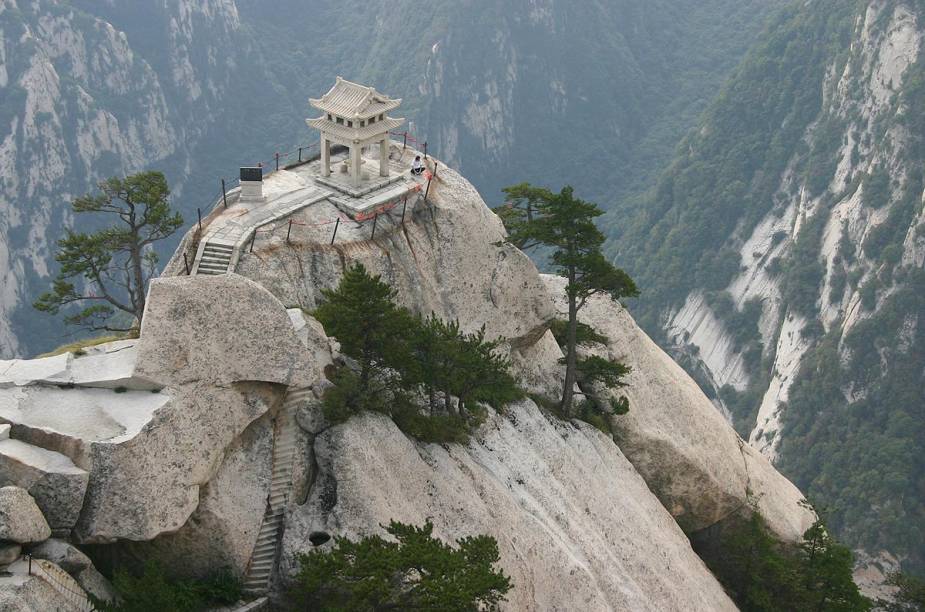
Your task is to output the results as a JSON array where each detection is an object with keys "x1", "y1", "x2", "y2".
[
  {"x1": 193, "y1": 241, "x2": 235, "y2": 275},
  {"x1": 31, "y1": 557, "x2": 96, "y2": 611},
  {"x1": 242, "y1": 388, "x2": 310, "y2": 595}
]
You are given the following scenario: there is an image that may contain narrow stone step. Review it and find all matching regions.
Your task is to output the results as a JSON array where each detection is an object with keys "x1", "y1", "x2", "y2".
[{"x1": 204, "y1": 243, "x2": 234, "y2": 251}]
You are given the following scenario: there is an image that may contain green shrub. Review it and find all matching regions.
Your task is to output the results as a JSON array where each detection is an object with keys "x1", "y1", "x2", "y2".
[
  {"x1": 93, "y1": 561, "x2": 242, "y2": 612},
  {"x1": 292, "y1": 520, "x2": 512, "y2": 611}
]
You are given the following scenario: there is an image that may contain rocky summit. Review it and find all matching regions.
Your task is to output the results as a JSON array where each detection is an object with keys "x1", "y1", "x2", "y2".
[{"x1": 0, "y1": 147, "x2": 814, "y2": 610}]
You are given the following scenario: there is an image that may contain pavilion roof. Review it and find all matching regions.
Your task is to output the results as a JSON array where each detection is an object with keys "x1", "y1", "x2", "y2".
[
  {"x1": 309, "y1": 77, "x2": 401, "y2": 120},
  {"x1": 306, "y1": 116, "x2": 405, "y2": 142}
]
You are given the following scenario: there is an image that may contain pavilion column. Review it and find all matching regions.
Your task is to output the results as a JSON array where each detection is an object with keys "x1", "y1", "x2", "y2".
[
  {"x1": 320, "y1": 134, "x2": 331, "y2": 177},
  {"x1": 350, "y1": 142, "x2": 362, "y2": 185},
  {"x1": 379, "y1": 138, "x2": 389, "y2": 177}
]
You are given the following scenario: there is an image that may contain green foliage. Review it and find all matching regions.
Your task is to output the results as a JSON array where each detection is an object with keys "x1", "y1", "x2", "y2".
[
  {"x1": 549, "y1": 318, "x2": 609, "y2": 347},
  {"x1": 863, "y1": 167, "x2": 892, "y2": 209},
  {"x1": 696, "y1": 511, "x2": 870, "y2": 612},
  {"x1": 499, "y1": 183, "x2": 637, "y2": 415},
  {"x1": 93, "y1": 561, "x2": 241, "y2": 612},
  {"x1": 292, "y1": 520, "x2": 512, "y2": 611},
  {"x1": 880, "y1": 571, "x2": 925, "y2": 611},
  {"x1": 34, "y1": 172, "x2": 183, "y2": 333},
  {"x1": 778, "y1": 270, "x2": 925, "y2": 571},
  {"x1": 315, "y1": 264, "x2": 522, "y2": 443}
]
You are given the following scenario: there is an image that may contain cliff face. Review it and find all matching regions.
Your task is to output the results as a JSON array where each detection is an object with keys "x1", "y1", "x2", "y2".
[
  {"x1": 0, "y1": 0, "x2": 242, "y2": 357},
  {"x1": 619, "y1": 0, "x2": 925, "y2": 572},
  {"x1": 0, "y1": 156, "x2": 814, "y2": 609},
  {"x1": 2, "y1": 0, "x2": 781, "y2": 359}
]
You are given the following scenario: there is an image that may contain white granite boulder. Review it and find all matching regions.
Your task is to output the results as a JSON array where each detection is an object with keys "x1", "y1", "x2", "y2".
[
  {"x1": 0, "y1": 559, "x2": 78, "y2": 611},
  {"x1": 74, "y1": 382, "x2": 279, "y2": 543},
  {"x1": 0, "y1": 439, "x2": 89, "y2": 532},
  {"x1": 280, "y1": 402, "x2": 736, "y2": 611},
  {"x1": 542, "y1": 274, "x2": 815, "y2": 541},
  {"x1": 135, "y1": 274, "x2": 315, "y2": 388},
  {"x1": 27, "y1": 538, "x2": 91, "y2": 574},
  {"x1": 0, "y1": 487, "x2": 51, "y2": 544}
]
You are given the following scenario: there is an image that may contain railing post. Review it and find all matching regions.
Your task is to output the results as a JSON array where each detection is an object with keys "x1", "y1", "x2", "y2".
[
  {"x1": 197, "y1": 208, "x2": 202, "y2": 232},
  {"x1": 423, "y1": 141, "x2": 428, "y2": 160},
  {"x1": 221, "y1": 179, "x2": 228, "y2": 208},
  {"x1": 371, "y1": 214, "x2": 378, "y2": 240},
  {"x1": 401, "y1": 195, "x2": 408, "y2": 223},
  {"x1": 286, "y1": 219, "x2": 293, "y2": 244},
  {"x1": 330, "y1": 218, "x2": 340, "y2": 244},
  {"x1": 275, "y1": 152, "x2": 280, "y2": 172},
  {"x1": 28, "y1": 554, "x2": 31, "y2": 575},
  {"x1": 433, "y1": 161, "x2": 439, "y2": 179},
  {"x1": 298, "y1": 147, "x2": 303, "y2": 162},
  {"x1": 403, "y1": 131, "x2": 408, "y2": 150},
  {"x1": 183, "y1": 253, "x2": 190, "y2": 275},
  {"x1": 249, "y1": 232, "x2": 256, "y2": 253},
  {"x1": 424, "y1": 177, "x2": 433, "y2": 201}
]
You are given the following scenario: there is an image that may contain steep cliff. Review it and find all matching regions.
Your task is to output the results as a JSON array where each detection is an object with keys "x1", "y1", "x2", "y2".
[
  {"x1": 2, "y1": 0, "x2": 780, "y2": 358},
  {"x1": 0, "y1": 0, "x2": 243, "y2": 356},
  {"x1": 617, "y1": 0, "x2": 925, "y2": 572},
  {"x1": 0, "y1": 154, "x2": 814, "y2": 609}
]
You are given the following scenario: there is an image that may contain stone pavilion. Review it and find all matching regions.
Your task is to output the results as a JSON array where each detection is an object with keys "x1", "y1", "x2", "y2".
[{"x1": 306, "y1": 77, "x2": 405, "y2": 186}]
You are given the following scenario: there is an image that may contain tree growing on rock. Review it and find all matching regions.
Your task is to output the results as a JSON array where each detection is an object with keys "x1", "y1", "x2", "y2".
[
  {"x1": 292, "y1": 520, "x2": 512, "y2": 611},
  {"x1": 498, "y1": 183, "x2": 638, "y2": 416},
  {"x1": 314, "y1": 263, "x2": 522, "y2": 440},
  {"x1": 34, "y1": 171, "x2": 183, "y2": 333}
]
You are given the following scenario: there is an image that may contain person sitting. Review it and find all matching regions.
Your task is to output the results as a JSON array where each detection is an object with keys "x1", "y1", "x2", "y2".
[{"x1": 411, "y1": 155, "x2": 425, "y2": 175}]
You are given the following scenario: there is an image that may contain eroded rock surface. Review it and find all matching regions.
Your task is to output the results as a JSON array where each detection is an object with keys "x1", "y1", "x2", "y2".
[
  {"x1": 281, "y1": 402, "x2": 737, "y2": 612},
  {"x1": 542, "y1": 274, "x2": 815, "y2": 541},
  {"x1": 136, "y1": 274, "x2": 314, "y2": 388},
  {"x1": 0, "y1": 486, "x2": 50, "y2": 544}
]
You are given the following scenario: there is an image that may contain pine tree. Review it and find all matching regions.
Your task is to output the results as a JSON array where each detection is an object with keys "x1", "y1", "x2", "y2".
[
  {"x1": 313, "y1": 263, "x2": 413, "y2": 409},
  {"x1": 498, "y1": 183, "x2": 638, "y2": 416},
  {"x1": 293, "y1": 520, "x2": 512, "y2": 611},
  {"x1": 34, "y1": 171, "x2": 183, "y2": 332}
]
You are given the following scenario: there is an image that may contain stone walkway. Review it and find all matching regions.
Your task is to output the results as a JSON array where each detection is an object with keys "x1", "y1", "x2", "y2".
[{"x1": 191, "y1": 144, "x2": 425, "y2": 276}]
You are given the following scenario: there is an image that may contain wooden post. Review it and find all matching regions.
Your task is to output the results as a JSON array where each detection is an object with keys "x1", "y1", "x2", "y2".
[
  {"x1": 221, "y1": 179, "x2": 228, "y2": 208},
  {"x1": 371, "y1": 214, "x2": 378, "y2": 239},
  {"x1": 183, "y1": 253, "x2": 190, "y2": 275},
  {"x1": 330, "y1": 218, "x2": 340, "y2": 244},
  {"x1": 286, "y1": 219, "x2": 293, "y2": 244}
]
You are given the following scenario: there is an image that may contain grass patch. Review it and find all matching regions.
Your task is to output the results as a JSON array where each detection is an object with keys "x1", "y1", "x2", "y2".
[{"x1": 37, "y1": 331, "x2": 138, "y2": 358}]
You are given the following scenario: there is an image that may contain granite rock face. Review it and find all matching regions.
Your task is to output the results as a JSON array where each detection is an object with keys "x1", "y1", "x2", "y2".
[
  {"x1": 232, "y1": 165, "x2": 554, "y2": 347},
  {"x1": 0, "y1": 486, "x2": 50, "y2": 544},
  {"x1": 136, "y1": 274, "x2": 314, "y2": 388},
  {"x1": 74, "y1": 382, "x2": 278, "y2": 543},
  {"x1": 280, "y1": 402, "x2": 737, "y2": 612},
  {"x1": 0, "y1": 439, "x2": 88, "y2": 532},
  {"x1": 542, "y1": 274, "x2": 816, "y2": 541},
  {"x1": 27, "y1": 538, "x2": 92, "y2": 574}
]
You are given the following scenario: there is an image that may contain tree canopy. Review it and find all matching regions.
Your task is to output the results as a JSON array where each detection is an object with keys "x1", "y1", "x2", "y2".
[
  {"x1": 34, "y1": 171, "x2": 183, "y2": 333},
  {"x1": 498, "y1": 183, "x2": 637, "y2": 417},
  {"x1": 292, "y1": 520, "x2": 512, "y2": 611}
]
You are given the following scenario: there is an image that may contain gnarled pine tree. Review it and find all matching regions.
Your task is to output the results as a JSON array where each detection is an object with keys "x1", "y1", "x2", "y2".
[{"x1": 34, "y1": 171, "x2": 182, "y2": 333}]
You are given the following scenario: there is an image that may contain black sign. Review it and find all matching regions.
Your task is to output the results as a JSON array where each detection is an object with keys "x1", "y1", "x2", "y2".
[{"x1": 240, "y1": 167, "x2": 263, "y2": 182}]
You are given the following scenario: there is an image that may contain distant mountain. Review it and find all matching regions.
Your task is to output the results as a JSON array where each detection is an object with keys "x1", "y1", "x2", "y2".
[
  {"x1": 0, "y1": 0, "x2": 780, "y2": 357},
  {"x1": 614, "y1": 0, "x2": 925, "y2": 573}
]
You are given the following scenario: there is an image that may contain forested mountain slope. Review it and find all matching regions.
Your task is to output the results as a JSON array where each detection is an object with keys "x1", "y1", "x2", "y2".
[
  {"x1": 613, "y1": 0, "x2": 925, "y2": 572},
  {"x1": 0, "y1": 0, "x2": 779, "y2": 357}
]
